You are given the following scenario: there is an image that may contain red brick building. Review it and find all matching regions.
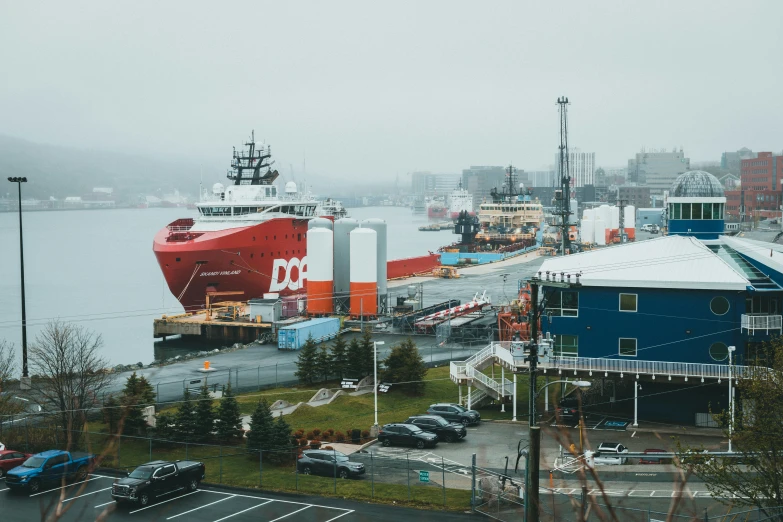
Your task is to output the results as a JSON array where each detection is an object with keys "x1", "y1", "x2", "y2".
[{"x1": 725, "y1": 152, "x2": 783, "y2": 220}]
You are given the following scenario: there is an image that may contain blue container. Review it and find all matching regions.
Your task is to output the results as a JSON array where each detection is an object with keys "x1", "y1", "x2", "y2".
[{"x1": 277, "y1": 317, "x2": 341, "y2": 350}]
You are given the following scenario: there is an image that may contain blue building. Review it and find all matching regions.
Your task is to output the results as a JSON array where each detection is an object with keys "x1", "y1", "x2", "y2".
[{"x1": 536, "y1": 170, "x2": 783, "y2": 425}]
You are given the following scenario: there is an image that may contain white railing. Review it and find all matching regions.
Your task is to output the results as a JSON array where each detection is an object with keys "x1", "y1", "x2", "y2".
[
  {"x1": 449, "y1": 361, "x2": 467, "y2": 383},
  {"x1": 537, "y1": 356, "x2": 752, "y2": 380},
  {"x1": 742, "y1": 314, "x2": 783, "y2": 334}
]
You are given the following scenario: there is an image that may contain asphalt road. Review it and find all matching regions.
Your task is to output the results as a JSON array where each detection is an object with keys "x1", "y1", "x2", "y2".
[{"x1": 0, "y1": 474, "x2": 475, "y2": 522}]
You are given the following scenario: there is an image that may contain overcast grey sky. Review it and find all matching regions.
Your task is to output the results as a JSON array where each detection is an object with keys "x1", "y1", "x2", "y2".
[{"x1": 1, "y1": 1, "x2": 781, "y2": 181}]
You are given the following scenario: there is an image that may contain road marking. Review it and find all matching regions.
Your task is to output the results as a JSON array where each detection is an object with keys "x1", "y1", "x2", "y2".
[
  {"x1": 650, "y1": 490, "x2": 655, "y2": 497},
  {"x1": 200, "y1": 489, "x2": 352, "y2": 512},
  {"x1": 323, "y1": 511, "x2": 355, "y2": 522},
  {"x1": 266, "y1": 505, "x2": 311, "y2": 522},
  {"x1": 95, "y1": 500, "x2": 116, "y2": 508},
  {"x1": 211, "y1": 500, "x2": 273, "y2": 522},
  {"x1": 129, "y1": 490, "x2": 201, "y2": 514},
  {"x1": 62, "y1": 487, "x2": 112, "y2": 503},
  {"x1": 29, "y1": 476, "x2": 105, "y2": 497},
  {"x1": 167, "y1": 495, "x2": 236, "y2": 519},
  {"x1": 631, "y1": 431, "x2": 636, "y2": 437},
  {"x1": 0, "y1": 488, "x2": 8, "y2": 492}
]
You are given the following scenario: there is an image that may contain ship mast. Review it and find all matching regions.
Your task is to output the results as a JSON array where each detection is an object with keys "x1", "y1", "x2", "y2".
[
  {"x1": 556, "y1": 96, "x2": 572, "y2": 255},
  {"x1": 226, "y1": 130, "x2": 279, "y2": 186}
]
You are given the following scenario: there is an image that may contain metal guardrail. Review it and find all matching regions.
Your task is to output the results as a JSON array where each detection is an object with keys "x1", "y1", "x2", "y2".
[{"x1": 741, "y1": 313, "x2": 783, "y2": 334}]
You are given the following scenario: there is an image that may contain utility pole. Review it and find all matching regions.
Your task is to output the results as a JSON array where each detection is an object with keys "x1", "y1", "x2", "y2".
[
  {"x1": 617, "y1": 198, "x2": 627, "y2": 244},
  {"x1": 524, "y1": 270, "x2": 582, "y2": 522},
  {"x1": 557, "y1": 97, "x2": 572, "y2": 255},
  {"x1": 8, "y1": 177, "x2": 29, "y2": 384}
]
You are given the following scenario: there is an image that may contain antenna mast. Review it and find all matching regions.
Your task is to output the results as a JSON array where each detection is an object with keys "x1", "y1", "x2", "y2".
[{"x1": 557, "y1": 96, "x2": 572, "y2": 255}]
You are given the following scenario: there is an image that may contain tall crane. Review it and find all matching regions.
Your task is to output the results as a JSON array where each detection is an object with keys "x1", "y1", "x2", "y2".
[{"x1": 556, "y1": 97, "x2": 572, "y2": 255}]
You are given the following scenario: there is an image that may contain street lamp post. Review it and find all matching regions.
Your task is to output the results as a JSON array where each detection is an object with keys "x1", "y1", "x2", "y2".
[
  {"x1": 373, "y1": 341, "x2": 385, "y2": 428},
  {"x1": 8, "y1": 177, "x2": 30, "y2": 386}
]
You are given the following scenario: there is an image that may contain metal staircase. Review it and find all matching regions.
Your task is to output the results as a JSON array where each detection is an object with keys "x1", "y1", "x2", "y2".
[{"x1": 451, "y1": 343, "x2": 515, "y2": 407}]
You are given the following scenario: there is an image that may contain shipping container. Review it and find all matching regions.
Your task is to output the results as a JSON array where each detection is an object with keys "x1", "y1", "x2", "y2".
[{"x1": 277, "y1": 317, "x2": 341, "y2": 350}]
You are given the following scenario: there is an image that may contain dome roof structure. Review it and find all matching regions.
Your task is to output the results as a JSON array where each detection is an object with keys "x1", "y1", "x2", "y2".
[{"x1": 670, "y1": 171, "x2": 725, "y2": 198}]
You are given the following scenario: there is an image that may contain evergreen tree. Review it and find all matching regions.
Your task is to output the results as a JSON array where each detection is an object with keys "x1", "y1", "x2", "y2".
[
  {"x1": 358, "y1": 329, "x2": 376, "y2": 377},
  {"x1": 381, "y1": 338, "x2": 427, "y2": 395},
  {"x1": 174, "y1": 388, "x2": 198, "y2": 442},
  {"x1": 268, "y1": 414, "x2": 293, "y2": 463},
  {"x1": 155, "y1": 411, "x2": 176, "y2": 440},
  {"x1": 194, "y1": 385, "x2": 216, "y2": 442},
  {"x1": 215, "y1": 382, "x2": 244, "y2": 444},
  {"x1": 346, "y1": 338, "x2": 363, "y2": 378},
  {"x1": 295, "y1": 334, "x2": 319, "y2": 385},
  {"x1": 102, "y1": 396, "x2": 121, "y2": 434},
  {"x1": 120, "y1": 372, "x2": 156, "y2": 435},
  {"x1": 330, "y1": 335, "x2": 348, "y2": 379},
  {"x1": 246, "y1": 399, "x2": 275, "y2": 452},
  {"x1": 315, "y1": 344, "x2": 333, "y2": 382}
]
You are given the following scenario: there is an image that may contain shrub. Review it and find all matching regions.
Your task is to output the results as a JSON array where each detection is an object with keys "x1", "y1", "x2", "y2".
[
  {"x1": 312, "y1": 428, "x2": 322, "y2": 438},
  {"x1": 334, "y1": 431, "x2": 346, "y2": 442},
  {"x1": 351, "y1": 429, "x2": 361, "y2": 444},
  {"x1": 326, "y1": 428, "x2": 335, "y2": 436},
  {"x1": 361, "y1": 430, "x2": 371, "y2": 441},
  {"x1": 305, "y1": 431, "x2": 315, "y2": 440},
  {"x1": 322, "y1": 446, "x2": 334, "y2": 451},
  {"x1": 309, "y1": 440, "x2": 321, "y2": 449},
  {"x1": 321, "y1": 434, "x2": 331, "y2": 443},
  {"x1": 294, "y1": 429, "x2": 305, "y2": 439},
  {"x1": 298, "y1": 438, "x2": 309, "y2": 447}
]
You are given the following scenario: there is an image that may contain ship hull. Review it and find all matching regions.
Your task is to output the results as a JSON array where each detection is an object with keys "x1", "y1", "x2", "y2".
[
  {"x1": 428, "y1": 207, "x2": 448, "y2": 219},
  {"x1": 449, "y1": 211, "x2": 475, "y2": 220}
]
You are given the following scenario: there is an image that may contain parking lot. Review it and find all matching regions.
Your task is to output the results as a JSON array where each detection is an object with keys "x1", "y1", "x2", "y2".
[{"x1": 0, "y1": 472, "x2": 475, "y2": 522}]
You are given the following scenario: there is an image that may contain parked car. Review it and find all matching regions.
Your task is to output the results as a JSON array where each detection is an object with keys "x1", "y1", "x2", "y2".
[
  {"x1": 404, "y1": 415, "x2": 467, "y2": 442},
  {"x1": 554, "y1": 406, "x2": 581, "y2": 424},
  {"x1": 111, "y1": 460, "x2": 206, "y2": 506},
  {"x1": 5, "y1": 450, "x2": 95, "y2": 493},
  {"x1": 640, "y1": 224, "x2": 652, "y2": 232},
  {"x1": 639, "y1": 449, "x2": 670, "y2": 465},
  {"x1": 378, "y1": 423, "x2": 438, "y2": 449},
  {"x1": 0, "y1": 450, "x2": 31, "y2": 479},
  {"x1": 426, "y1": 403, "x2": 481, "y2": 426},
  {"x1": 650, "y1": 225, "x2": 660, "y2": 234},
  {"x1": 594, "y1": 442, "x2": 629, "y2": 465},
  {"x1": 296, "y1": 450, "x2": 365, "y2": 479}
]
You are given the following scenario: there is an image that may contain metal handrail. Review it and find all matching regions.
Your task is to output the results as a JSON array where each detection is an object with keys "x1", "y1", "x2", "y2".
[{"x1": 741, "y1": 313, "x2": 782, "y2": 334}]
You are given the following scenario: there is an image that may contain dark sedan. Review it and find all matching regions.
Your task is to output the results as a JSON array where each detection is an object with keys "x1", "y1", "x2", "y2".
[
  {"x1": 378, "y1": 423, "x2": 438, "y2": 449},
  {"x1": 404, "y1": 415, "x2": 466, "y2": 442},
  {"x1": 297, "y1": 450, "x2": 365, "y2": 479}
]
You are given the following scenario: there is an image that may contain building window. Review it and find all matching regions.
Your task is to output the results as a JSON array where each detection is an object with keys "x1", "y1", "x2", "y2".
[
  {"x1": 709, "y1": 342, "x2": 729, "y2": 361},
  {"x1": 671, "y1": 203, "x2": 680, "y2": 219},
  {"x1": 710, "y1": 296, "x2": 730, "y2": 316},
  {"x1": 682, "y1": 203, "x2": 691, "y2": 219},
  {"x1": 619, "y1": 338, "x2": 637, "y2": 357},
  {"x1": 692, "y1": 203, "x2": 702, "y2": 219},
  {"x1": 619, "y1": 293, "x2": 637, "y2": 312},
  {"x1": 548, "y1": 290, "x2": 579, "y2": 317},
  {"x1": 702, "y1": 203, "x2": 712, "y2": 220},
  {"x1": 554, "y1": 335, "x2": 578, "y2": 357}
]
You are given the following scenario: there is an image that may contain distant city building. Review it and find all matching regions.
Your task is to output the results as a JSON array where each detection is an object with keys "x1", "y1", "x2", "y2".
[
  {"x1": 721, "y1": 147, "x2": 756, "y2": 174},
  {"x1": 411, "y1": 172, "x2": 460, "y2": 196},
  {"x1": 604, "y1": 167, "x2": 627, "y2": 186},
  {"x1": 627, "y1": 149, "x2": 690, "y2": 195},
  {"x1": 593, "y1": 168, "x2": 607, "y2": 188},
  {"x1": 526, "y1": 170, "x2": 556, "y2": 187},
  {"x1": 616, "y1": 185, "x2": 651, "y2": 208},
  {"x1": 462, "y1": 166, "x2": 506, "y2": 209},
  {"x1": 724, "y1": 152, "x2": 783, "y2": 220},
  {"x1": 554, "y1": 149, "x2": 595, "y2": 187}
]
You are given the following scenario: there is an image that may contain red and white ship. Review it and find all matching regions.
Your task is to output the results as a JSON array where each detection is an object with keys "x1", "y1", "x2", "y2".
[
  {"x1": 427, "y1": 197, "x2": 448, "y2": 219},
  {"x1": 154, "y1": 133, "x2": 439, "y2": 311},
  {"x1": 448, "y1": 181, "x2": 474, "y2": 220}
]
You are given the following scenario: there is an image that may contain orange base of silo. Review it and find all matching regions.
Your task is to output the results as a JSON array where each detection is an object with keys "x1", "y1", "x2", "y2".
[
  {"x1": 307, "y1": 280, "x2": 334, "y2": 314},
  {"x1": 350, "y1": 281, "x2": 377, "y2": 317}
]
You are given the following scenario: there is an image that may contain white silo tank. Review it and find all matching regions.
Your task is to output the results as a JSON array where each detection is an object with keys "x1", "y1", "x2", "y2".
[
  {"x1": 361, "y1": 218, "x2": 387, "y2": 298},
  {"x1": 599, "y1": 205, "x2": 612, "y2": 228},
  {"x1": 595, "y1": 218, "x2": 607, "y2": 245},
  {"x1": 569, "y1": 199, "x2": 578, "y2": 224},
  {"x1": 333, "y1": 218, "x2": 359, "y2": 309},
  {"x1": 307, "y1": 228, "x2": 334, "y2": 315},
  {"x1": 624, "y1": 205, "x2": 636, "y2": 229},
  {"x1": 308, "y1": 217, "x2": 334, "y2": 230},
  {"x1": 350, "y1": 228, "x2": 378, "y2": 317},
  {"x1": 610, "y1": 206, "x2": 620, "y2": 229},
  {"x1": 581, "y1": 219, "x2": 594, "y2": 244}
]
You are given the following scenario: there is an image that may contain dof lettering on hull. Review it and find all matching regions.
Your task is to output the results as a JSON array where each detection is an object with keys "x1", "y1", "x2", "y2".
[{"x1": 269, "y1": 256, "x2": 308, "y2": 292}]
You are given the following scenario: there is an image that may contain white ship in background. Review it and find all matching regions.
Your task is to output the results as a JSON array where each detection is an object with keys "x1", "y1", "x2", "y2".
[{"x1": 449, "y1": 181, "x2": 474, "y2": 219}]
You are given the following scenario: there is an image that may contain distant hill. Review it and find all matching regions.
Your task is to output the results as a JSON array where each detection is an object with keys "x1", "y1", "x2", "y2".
[{"x1": 0, "y1": 134, "x2": 211, "y2": 201}]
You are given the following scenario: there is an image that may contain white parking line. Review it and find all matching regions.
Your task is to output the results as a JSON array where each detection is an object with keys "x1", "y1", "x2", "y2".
[
  {"x1": 0, "y1": 488, "x2": 8, "y2": 493},
  {"x1": 267, "y1": 506, "x2": 311, "y2": 522},
  {"x1": 29, "y1": 476, "x2": 106, "y2": 497},
  {"x1": 212, "y1": 500, "x2": 273, "y2": 522},
  {"x1": 167, "y1": 495, "x2": 236, "y2": 519},
  {"x1": 62, "y1": 487, "x2": 112, "y2": 503},
  {"x1": 200, "y1": 489, "x2": 352, "y2": 512},
  {"x1": 323, "y1": 511, "x2": 355, "y2": 522},
  {"x1": 129, "y1": 490, "x2": 201, "y2": 514},
  {"x1": 95, "y1": 500, "x2": 116, "y2": 508}
]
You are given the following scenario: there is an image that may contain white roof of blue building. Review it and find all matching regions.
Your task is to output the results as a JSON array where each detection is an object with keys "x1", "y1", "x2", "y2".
[
  {"x1": 722, "y1": 235, "x2": 783, "y2": 273},
  {"x1": 539, "y1": 235, "x2": 750, "y2": 290}
]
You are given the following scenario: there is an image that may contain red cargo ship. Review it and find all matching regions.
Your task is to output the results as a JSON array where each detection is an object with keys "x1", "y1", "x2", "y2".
[{"x1": 154, "y1": 134, "x2": 439, "y2": 311}]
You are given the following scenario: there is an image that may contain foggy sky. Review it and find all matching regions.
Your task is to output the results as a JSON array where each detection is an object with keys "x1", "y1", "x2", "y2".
[{"x1": 1, "y1": 1, "x2": 782, "y2": 182}]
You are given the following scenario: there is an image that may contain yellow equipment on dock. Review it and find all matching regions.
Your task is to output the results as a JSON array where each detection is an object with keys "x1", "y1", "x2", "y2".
[{"x1": 432, "y1": 266, "x2": 460, "y2": 278}]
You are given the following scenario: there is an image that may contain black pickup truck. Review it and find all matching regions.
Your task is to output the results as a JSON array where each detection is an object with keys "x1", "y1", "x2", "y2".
[{"x1": 111, "y1": 460, "x2": 205, "y2": 506}]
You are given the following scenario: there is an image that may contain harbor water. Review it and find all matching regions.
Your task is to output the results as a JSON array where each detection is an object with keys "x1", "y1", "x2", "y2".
[{"x1": 0, "y1": 206, "x2": 452, "y2": 365}]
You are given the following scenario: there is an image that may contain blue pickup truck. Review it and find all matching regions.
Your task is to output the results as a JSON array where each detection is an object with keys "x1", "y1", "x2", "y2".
[{"x1": 5, "y1": 450, "x2": 95, "y2": 493}]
